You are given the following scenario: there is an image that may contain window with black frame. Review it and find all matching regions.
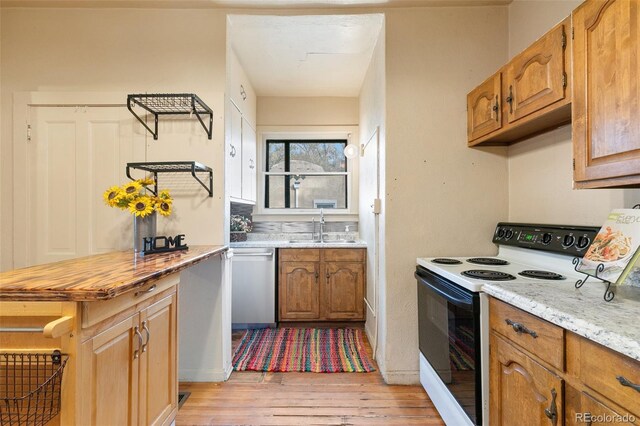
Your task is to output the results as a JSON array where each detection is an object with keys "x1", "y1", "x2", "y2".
[{"x1": 265, "y1": 140, "x2": 348, "y2": 209}]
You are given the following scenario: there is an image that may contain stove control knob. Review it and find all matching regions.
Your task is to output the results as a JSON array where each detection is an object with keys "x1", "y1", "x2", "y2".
[
  {"x1": 576, "y1": 236, "x2": 591, "y2": 250},
  {"x1": 497, "y1": 228, "x2": 506, "y2": 238},
  {"x1": 562, "y1": 234, "x2": 576, "y2": 248},
  {"x1": 542, "y1": 233, "x2": 553, "y2": 245},
  {"x1": 505, "y1": 229, "x2": 514, "y2": 240}
]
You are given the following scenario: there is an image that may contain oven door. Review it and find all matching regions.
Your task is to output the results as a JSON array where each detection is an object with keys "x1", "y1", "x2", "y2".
[{"x1": 416, "y1": 265, "x2": 482, "y2": 425}]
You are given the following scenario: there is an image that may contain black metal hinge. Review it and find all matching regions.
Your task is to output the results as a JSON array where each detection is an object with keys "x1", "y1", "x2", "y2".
[
  {"x1": 562, "y1": 31, "x2": 567, "y2": 49},
  {"x1": 573, "y1": 159, "x2": 575, "y2": 171},
  {"x1": 563, "y1": 72, "x2": 568, "y2": 89},
  {"x1": 27, "y1": 124, "x2": 31, "y2": 142},
  {"x1": 572, "y1": 27, "x2": 575, "y2": 40}
]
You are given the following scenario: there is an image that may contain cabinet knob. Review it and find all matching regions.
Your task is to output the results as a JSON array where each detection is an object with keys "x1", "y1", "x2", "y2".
[
  {"x1": 492, "y1": 95, "x2": 499, "y2": 121},
  {"x1": 230, "y1": 145, "x2": 237, "y2": 158}
]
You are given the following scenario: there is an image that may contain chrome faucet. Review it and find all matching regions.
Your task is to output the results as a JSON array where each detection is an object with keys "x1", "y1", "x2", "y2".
[{"x1": 319, "y1": 208, "x2": 325, "y2": 243}]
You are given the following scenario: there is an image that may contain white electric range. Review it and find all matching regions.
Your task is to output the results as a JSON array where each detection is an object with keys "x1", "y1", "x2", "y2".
[{"x1": 415, "y1": 222, "x2": 600, "y2": 426}]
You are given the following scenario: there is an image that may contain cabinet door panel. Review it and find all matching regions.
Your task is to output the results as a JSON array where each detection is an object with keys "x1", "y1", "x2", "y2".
[
  {"x1": 506, "y1": 22, "x2": 566, "y2": 123},
  {"x1": 323, "y1": 262, "x2": 364, "y2": 320},
  {"x1": 140, "y1": 293, "x2": 178, "y2": 426},
  {"x1": 228, "y1": 101, "x2": 243, "y2": 199},
  {"x1": 565, "y1": 386, "x2": 637, "y2": 425},
  {"x1": 279, "y1": 261, "x2": 320, "y2": 320},
  {"x1": 80, "y1": 314, "x2": 139, "y2": 426},
  {"x1": 490, "y1": 332, "x2": 564, "y2": 426},
  {"x1": 241, "y1": 118, "x2": 257, "y2": 203},
  {"x1": 467, "y1": 72, "x2": 502, "y2": 142},
  {"x1": 573, "y1": 0, "x2": 640, "y2": 182}
]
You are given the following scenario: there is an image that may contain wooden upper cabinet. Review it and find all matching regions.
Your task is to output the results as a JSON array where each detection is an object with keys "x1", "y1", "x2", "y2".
[
  {"x1": 573, "y1": 0, "x2": 640, "y2": 187},
  {"x1": 506, "y1": 22, "x2": 567, "y2": 123},
  {"x1": 467, "y1": 16, "x2": 572, "y2": 146},
  {"x1": 467, "y1": 72, "x2": 502, "y2": 142}
]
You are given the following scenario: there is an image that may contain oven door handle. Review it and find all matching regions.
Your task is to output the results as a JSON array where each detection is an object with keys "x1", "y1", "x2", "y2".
[{"x1": 415, "y1": 272, "x2": 474, "y2": 309}]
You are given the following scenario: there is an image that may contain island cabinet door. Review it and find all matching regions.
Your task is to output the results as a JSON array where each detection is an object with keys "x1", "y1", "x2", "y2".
[
  {"x1": 138, "y1": 293, "x2": 178, "y2": 426},
  {"x1": 80, "y1": 314, "x2": 141, "y2": 426},
  {"x1": 322, "y1": 262, "x2": 365, "y2": 320},
  {"x1": 490, "y1": 332, "x2": 564, "y2": 426},
  {"x1": 279, "y1": 261, "x2": 320, "y2": 320}
]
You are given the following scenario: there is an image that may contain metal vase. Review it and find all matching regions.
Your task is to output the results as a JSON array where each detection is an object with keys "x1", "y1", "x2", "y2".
[{"x1": 133, "y1": 212, "x2": 157, "y2": 254}]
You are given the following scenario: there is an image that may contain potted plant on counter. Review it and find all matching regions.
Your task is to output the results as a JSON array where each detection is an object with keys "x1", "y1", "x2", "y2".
[
  {"x1": 230, "y1": 215, "x2": 252, "y2": 242},
  {"x1": 103, "y1": 178, "x2": 173, "y2": 253}
]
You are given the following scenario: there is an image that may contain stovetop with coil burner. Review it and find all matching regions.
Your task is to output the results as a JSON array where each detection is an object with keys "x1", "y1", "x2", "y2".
[{"x1": 418, "y1": 223, "x2": 600, "y2": 292}]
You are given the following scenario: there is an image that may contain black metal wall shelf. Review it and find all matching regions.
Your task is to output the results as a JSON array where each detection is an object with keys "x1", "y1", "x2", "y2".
[
  {"x1": 126, "y1": 161, "x2": 213, "y2": 197},
  {"x1": 127, "y1": 94, "x2": 213, "y2": 140}
]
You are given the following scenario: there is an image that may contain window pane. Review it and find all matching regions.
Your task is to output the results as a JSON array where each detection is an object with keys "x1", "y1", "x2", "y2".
[
  {"x1": 288, "y1": 175, "x2": 346, "y2": 209},
  {"x1": 267, "y1": 142, "x2": 285, "y2": 172},
  {"x1": 289, "y1": 142, "x2": 346, "y2": 173},
  {"x1": 265, "y1": 175, "x2": 286, "y2": 208}
]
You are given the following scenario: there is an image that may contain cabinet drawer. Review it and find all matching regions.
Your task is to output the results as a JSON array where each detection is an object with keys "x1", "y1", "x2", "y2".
[
  {"x1": 82, "y1": 274, "x2": 179, "y2": 329},
  {"x1": 280, "y1": 249, "x2": 321, "y2": 262},
  {"x1": 489, "y1": 298, "x2": 564, "y2": 370},
  {"x1": 567, "y1": 332, "x2": 640, "y2": 418},
  {"x1": 323, "y1": 248, "x2": 365, "y2": 262}
]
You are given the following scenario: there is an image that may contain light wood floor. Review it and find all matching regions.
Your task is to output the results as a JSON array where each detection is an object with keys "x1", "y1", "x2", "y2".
[{"x1": 176, "y1": 328, "x2": 444, "y2": 426}]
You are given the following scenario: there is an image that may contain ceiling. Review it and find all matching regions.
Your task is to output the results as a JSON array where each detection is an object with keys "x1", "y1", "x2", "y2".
[
  {"x1": 1, "y1": 0, "x2": 512, "y2": 8},
  {"x1": 229, "y1": 14, "x2": 384, "y2": 97}
]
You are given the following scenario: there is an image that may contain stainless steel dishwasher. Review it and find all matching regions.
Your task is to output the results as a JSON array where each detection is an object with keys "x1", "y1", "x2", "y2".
[{"x1": 231, "y1": 247, "x2": 276, "y2": 329}]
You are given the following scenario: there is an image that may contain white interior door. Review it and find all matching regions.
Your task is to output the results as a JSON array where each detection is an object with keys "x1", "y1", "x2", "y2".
[{"x1": 25, "y1": 106, "x2": 144, "y2": 266}]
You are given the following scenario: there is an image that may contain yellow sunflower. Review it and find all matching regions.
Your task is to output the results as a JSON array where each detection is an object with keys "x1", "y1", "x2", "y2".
[
  {"x1": 156, "y1": 200, "x2": 173, "y2": 217},
  {"x1": 102, "y1": 186, "x2": 123, "y2": 207},
  {"x1": 129, "y1": 195, "x2": 154, "y2": 217},
  {"x1": 139, "y1": 177, "x2": 155, "y2": 187},
  {"x1": 122, "y1": 181, "x2": 142, "y2": 197},
  {"x1": 158, "y1": 189, "x2": 172, "y2": 201}
]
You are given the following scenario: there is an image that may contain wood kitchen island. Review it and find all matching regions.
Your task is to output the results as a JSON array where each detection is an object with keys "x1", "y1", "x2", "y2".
[{"x1": 0, "y1": 245, "x2": 230, "y2": 426}]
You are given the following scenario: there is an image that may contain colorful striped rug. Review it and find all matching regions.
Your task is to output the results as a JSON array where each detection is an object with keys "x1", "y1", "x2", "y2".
[{"x1": 232, "y1": 328, "x2": 376, "y2": 373}]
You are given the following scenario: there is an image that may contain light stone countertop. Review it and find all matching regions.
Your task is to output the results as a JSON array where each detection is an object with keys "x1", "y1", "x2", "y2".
[
  {"x1": 483, "y1": 280, "x2": 640, "y2": 361},
  {"x1": 230, "y1": 240, "x2": 367, "y2": 249}
]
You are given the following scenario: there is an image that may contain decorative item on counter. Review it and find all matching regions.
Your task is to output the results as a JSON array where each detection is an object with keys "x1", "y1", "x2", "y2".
[
  {"x1": 141, "y1": 234, "x2": 188, "y2": 256},
  {"x1": 230, "y1": 214, "x2": 252, "y2": 242},
  {"x1": 576, "y1": 209, "x2": 640, "y2": 284},
  {"x1": 103, "y1": 178, "x2": 173, "y2": 253}
]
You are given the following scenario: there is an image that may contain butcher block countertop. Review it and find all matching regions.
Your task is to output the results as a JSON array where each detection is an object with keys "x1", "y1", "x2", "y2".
[{"x1": 0, "y1": 245, "x2": 228, "y2": 302}]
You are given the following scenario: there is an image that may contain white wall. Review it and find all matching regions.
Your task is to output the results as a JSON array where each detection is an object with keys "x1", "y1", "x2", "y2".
[
  {"x1": 507, "y1": 0, "x2": 640, "y2": 225},
  {"x1": 1, "y1": 8, "x2": 227, "y2": 270},
  {"x1": 358, "y1": 19, "x2": 385, "y2": 369},
  {"x1": 382, "y1": 6, "x2": 509, "y2": 383}
]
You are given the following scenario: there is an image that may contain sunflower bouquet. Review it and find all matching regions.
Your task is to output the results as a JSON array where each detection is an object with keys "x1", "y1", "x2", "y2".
[{"x1": 103, "y1": 178, "x2": 173, "y2": 217}]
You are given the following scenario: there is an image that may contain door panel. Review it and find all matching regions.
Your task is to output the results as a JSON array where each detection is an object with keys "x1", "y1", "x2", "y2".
[
  {"x1": 506, "y1": 23, "x2": 566, "y2": 123},
  {"x1": 490, "y1": 332, "x2": 564, "y2": 426},
  {"x1": 467, "y1": 72, "x2": 502, "y2": 142},
  {"x1": 241, "y1": 118, "x2": 257, "y2": 203},
  {"x1": 27, "y1": 106, "x2": 143, "y2": 266},
  {"x1": 228, "y1": 102, "x2": 243, "y2": 199},
  {"x1": 140, "y1": 294, "x2": 177, "y2": 426},
  {"x1": 573, "y1": 0, "x2": 640, "y2": 181},
  {"x1": 279, "y1": 261, "x2": 320, "y2": 320},
  {"x1": 323, "y1": 262, "x2": 364, "y2": 320},
  {"x1": 80, "y1": 314, "x2": 140, "y2": 426}
]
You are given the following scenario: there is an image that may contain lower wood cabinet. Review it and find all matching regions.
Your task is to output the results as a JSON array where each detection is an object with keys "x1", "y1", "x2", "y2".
[
  {"x1": 279, "y1": 248, "x2": 365, "y2": 321},
  {"x1": 490, "y1": 332, "x2": 563, "y2": 426},
  {"x1": 490, "y1": 297, "x2": 640, "y2": 425},
  {"x1": 79, "y1": 286, "x2": 178, "y2": 426}
]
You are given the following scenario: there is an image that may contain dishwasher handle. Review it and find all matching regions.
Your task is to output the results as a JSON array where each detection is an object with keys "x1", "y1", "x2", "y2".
[{"x1": 233, "y1": 252, "x2": 274, "y2": 257}]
